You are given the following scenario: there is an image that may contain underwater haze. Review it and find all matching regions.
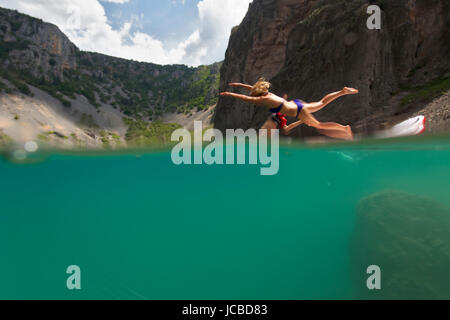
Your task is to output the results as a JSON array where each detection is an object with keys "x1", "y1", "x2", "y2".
[{"x1": 1, "y1": 136, "x2": 450, "y2": 300}]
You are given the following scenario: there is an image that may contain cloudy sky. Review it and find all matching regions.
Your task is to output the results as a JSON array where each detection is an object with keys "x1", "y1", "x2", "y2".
[{"x1": 0, "y1": 0, "x2": 252, "y2": 66}]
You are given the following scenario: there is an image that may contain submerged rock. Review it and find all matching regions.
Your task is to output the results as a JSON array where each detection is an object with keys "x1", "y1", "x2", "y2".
[{"x1": 350, "y1": 190, "x2": 450, "y2": 300}]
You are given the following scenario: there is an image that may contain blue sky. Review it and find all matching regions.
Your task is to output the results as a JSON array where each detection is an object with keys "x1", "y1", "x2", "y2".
[
  {"x1": 0, "y1": 0, "x2": 252, "y2": 66},
  {"x1": 103, "y1": 0, "x2": 199, "y2": 46}
]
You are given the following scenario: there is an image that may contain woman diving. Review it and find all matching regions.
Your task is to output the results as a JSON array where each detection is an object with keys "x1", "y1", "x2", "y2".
[{"x1": 220, "y1": 79, "x2": 359, "y2": 140}]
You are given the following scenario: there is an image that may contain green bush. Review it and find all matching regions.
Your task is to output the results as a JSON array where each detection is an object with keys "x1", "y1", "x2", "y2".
[
  {"x1": 0, "y1": 130, "x2": 12, "y2": 147},
  {"x1": 62, "y1": 99, "x2": 72, "y2": 107},
  {"x1": 16, "y1": 81, "x2": 31, "y2": 95},
  {"x1": 78, "y1": 113, "x2": 99, "y2": 129},
  {"x1": 123, "y1": 118, "x2": 182, "y2": 146},
  {"x1": 0, "y1": 43, "x2": 221, "y2": 124},
  {"x1": 401, "y1": 77, "x2": 450, "y2": 106},
  {"x1": 11, "y1": 20, "x2": 22, "y2": 32},
  {"x1": 0, "y1": 62, "x2": 33, "y2": 96},
  {"x1": 0, "y1": 39, "x2": 31, "y2": 58}
]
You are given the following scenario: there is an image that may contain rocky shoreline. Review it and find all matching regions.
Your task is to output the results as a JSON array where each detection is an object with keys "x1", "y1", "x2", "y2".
[{"x1": 214, "y1": 0, "x2": 450, "y2": 138}]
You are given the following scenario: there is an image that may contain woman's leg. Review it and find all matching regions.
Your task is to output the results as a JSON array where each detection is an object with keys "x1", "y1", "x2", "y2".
[
  {"x1": 260, "y1": 118, "x2": 278, "y2": 137},
  {"x1": 299, "y1": 109, "x2": 353, "y2": 140},
  {"x1": 303, "y1": 87, "x2": 358, "y2": 113},
  {"x1": 317, "y1": 128, "x2": 353, "y2": 140}
]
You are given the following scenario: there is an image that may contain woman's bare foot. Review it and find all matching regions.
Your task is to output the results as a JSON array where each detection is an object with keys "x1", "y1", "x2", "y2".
[{"x1": 342, "y1": 87, "x2": 359, "y2": 95}]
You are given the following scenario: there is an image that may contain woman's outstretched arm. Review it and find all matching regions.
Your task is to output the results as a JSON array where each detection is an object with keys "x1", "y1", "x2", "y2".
[
  {"x1": 228, "y1": 83, "x2": 253, "y2": 90},
  {"x1": 281, "y1": 120, "x2": 303, "y2": 135},
  {"x1": 220, "y1": 92, "x2": 263, "y2": 103}
]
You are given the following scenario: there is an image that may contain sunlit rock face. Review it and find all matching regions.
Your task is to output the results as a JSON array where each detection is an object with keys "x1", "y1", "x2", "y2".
[
  {"x1": 350, "y1": 190, "x2": 450, "y2": 300},
  {"x1": 0, "y1": 8, "x2": 77, "y2": 81},
  {"x1": 214, "y1": 0, "x2": 450, "y2": 136},
  {"x1": 214, "y1": 0, "x2": 315, "y2": 132}
]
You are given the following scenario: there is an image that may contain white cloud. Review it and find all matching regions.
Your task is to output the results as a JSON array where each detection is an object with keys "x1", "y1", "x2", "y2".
[
  {"x1": 0, "y1": 0, "x2": 251, "y2": 66},
  {"x1": 182, "y1": 0, "x2": 252, "y2": 65},
  {"x1": 100, "y1": 0, "x2": 129, "y2": 3},
  {"x1": 171, "y1": 0, "x2": 186, "y2": 5}
]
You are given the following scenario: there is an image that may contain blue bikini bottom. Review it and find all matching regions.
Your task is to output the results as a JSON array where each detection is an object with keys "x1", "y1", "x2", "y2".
[{"x1": 270, "y1": 99, "x2": 303, "y2": 118}]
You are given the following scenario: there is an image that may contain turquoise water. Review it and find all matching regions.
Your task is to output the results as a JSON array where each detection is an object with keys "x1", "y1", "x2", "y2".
[{"x1": 1, "y1": 137, "x2": 450, "y2": 300}]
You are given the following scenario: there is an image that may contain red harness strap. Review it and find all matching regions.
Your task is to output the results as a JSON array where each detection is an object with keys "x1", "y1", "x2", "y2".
[{"x1": 276, "y1": 112, "x2": 287, "y2": 129}]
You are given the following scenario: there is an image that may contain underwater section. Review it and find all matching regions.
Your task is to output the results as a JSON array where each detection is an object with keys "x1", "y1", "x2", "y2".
[
  {"x1": 0, "y1": 136, "x2": 449, "y2": 299},
  {"x1": 351, "y1": 190, "x2": 450, "y2": 300}
]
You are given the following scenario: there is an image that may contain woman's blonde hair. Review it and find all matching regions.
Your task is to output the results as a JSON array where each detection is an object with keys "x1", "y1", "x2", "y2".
[{"x1": 250, "y1": 78, "x2": 271, "y2": 97}]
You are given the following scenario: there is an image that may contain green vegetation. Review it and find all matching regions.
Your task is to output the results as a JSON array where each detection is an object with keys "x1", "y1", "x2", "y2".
[
  {"x1": 110, "y1": 133, "x2": 122, "y2": 148},
  {"x1": 0, "y1": 67, "x2": 73, "y2": 106},
  {"x1": 62, "y1": 99, "x2": 71, "y2": 107},
  {"x1": 77, "y1": 113, "x2": 99, "y2": 129},
  {"x1": 37, "y1": 133, "x2": 50, "y2": 142},
  {"x1": 0, "y1": 79, "x2": 6, "y2": 92},
  {"x1": 0, "y1": 34, "x2": 220, "y2": 118},
  {"x1": 99, "y1": 130, "x2": 122, "y2": 148},
  {"x1": 13, "y1": 114, "x2": 19, "y2": 120},
  {"x1": 407, "y1": 63, "x2": 425, "y2": 78},
  {"x1": 0, "y1": 8, "x2": 222, "y2": 149},
  {"x1": 0, "y1": 130, "x2": 12, "y2": 147},
  {"x1": 101, "y1": 61, "x2": 221, "y2": 117},
  {"x1": 0, "y1": 38, "x2": 31, "y2": 59},
  {"x1": 69, "y1": 133, "x2": 85, "y2": 147},
  {"x1": 99, "y1": 130, "x2": 109, "y2": 147},
  {"x1": 303, "y1": 0, "x2": 365, "y2": 30},
  {"x1": 401, "y1": 77, "x2": 450, "y2": 106},
  {"x1": 45, "y1": 131, "x2": 68, "y2": 139},
  {"x1": 14, "y1": 80, "x2": 31, "y2": 95},
  {"x1": 0, "y1": 67, "x2": 33, "y2": 96},
  {"x1": 10, "y1": 20, "x2": 22, "y2": 32},
  {"x1": 17, "y1": 82, "x2": 31, "y2": 95},
  {"x1": 123, "y1": 118, "x2": 182, "y2": 146},
  {"x1": 185, "y1": 65, "x2": 219, "y2": 110}
]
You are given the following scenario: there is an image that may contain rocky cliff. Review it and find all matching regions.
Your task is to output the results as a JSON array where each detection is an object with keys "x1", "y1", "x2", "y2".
[
  {"x1": 214, "y1": 0, "x2": 450, "y2": 136},
  {"x1": 0, "y1": 7, "x2": 220, "y2": 148},
  {"x1": 0, "y1": 8, "x2": 77, "y2": 81}
]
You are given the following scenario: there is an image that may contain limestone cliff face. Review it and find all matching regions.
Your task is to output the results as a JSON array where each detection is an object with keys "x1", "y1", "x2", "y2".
[
  {"x1": 0, "y1": 7, "x2": 220, "y2": 119},
  {"x1": 214, "y1": 0, "x2": 450, "y2": 135},
  {"x1": 214, "y1": 0, "x2": 317, "y2": 131},
  {"x1": 0, "y1": 7, "x2": 221, "y2": 148},
  {"x1": 0, "y1": 9, "x2": 77, "y2": 80}
]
